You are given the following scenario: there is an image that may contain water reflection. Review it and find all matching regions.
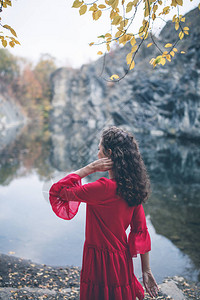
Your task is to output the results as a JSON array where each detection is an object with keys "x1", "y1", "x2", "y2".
[{"x1": 0, "y1": 124, "x2": 199, "y2": 282}]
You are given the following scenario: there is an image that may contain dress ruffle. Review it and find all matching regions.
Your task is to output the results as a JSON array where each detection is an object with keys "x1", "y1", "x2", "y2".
[
  {"x1": 49, "y1": 173, "x2": 82, "y2": 220},
  {"x1": 80, "y1": 243, "x2": 145, "y2": 300}
]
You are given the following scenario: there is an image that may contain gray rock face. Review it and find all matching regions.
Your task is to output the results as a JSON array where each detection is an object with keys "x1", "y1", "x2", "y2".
[
  {"x1": 50, "y1": 8, "x2": 200, "y2": 171},
  {"x1": 0, "y1": 82, "x2": 26, "y2": 152}
]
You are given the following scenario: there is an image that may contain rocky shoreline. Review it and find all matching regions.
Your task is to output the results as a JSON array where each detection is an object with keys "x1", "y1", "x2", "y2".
[{"x1": 0, "y1": 254, "x2": 199, "y2": 299}]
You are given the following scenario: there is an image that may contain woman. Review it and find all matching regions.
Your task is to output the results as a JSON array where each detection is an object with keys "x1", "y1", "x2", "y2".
[{"x1": 49, "y1": 126, "x2": 158, "y2": 300}]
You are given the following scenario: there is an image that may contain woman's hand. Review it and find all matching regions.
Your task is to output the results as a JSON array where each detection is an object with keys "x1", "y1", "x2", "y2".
[
  {"x1": 73, "y1": 158, "x2": 113, "y2": 179},
  {"x1": 90, "y1": 158, "x2": 113, "y2": 173},
  {"x1": 143, "y1": 269, "x2": 159, "y2": 298}
]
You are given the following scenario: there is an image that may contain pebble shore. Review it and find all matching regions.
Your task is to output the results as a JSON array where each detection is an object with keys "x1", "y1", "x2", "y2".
[{"x1": 0, "y1": 254, "x2": 199, "y2": 299}]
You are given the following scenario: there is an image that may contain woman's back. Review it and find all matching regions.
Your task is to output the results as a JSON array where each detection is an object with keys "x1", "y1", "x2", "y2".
[{"x1": 85, "y1": 177, "x2": 134, "y2": 251}]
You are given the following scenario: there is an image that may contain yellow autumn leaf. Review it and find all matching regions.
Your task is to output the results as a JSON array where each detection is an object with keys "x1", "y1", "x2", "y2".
[
  {"x1": 2, "y1": 39, "x2": 7, "y2": 47},
  {"x1": 112, "y1": 15, "x2": 122, "y2": 25},
  {"x1": 108, "y1": 0, "x2": 115, "y2": 7},
  {"x1": 130, "y1": 60, "x2": 135, "y2": 70},
  {"x1": 126, "y1": 52, "x2": 132, "y2": 64},
  {"x1": 13, "y1": 39, "x2": 20, "y2": 45},
  {"x1": 131, "y1": 45, "x2": 138, "y2": 53},
  {"x1": 79, "y1": 5, "x2": 87, "y2": 15},
  {"x1": 11, "y1": 28, "x2": 17, "y2": 37},
  {"x1": 9, "y1": 41, "x2": 15, "y2": 47},
  {"x1": 149, "y1": 58, "x2": 155, "y2": 65},
  {"x1": 5, "y1": 0, "x2": 12, "y2": 5},
  {"x1": 111, "y1": 0, "x2": 119, "y2": 10},
  {"x1": 170, "y1": 51, "x2": 175, "y2": 57},
  {"x1": 172, "y1": 14, "x2": 176, "y2": 22},
  {"x1": 139, "y1": 25, "x2": 144, "y2": 37},
  {"x1": 181, "y1": 51, "x2": 185, "y2": 54},
  {"x1": 119, "y1": 37, "x2": 125, "y2": 45},
  {"x1": 126, "y1": 2, "x2": 134, "y2": 13},
  {"x1": 125, "y1": 35, "x2": 132, "y2": 42},
  {"x1": 119, "y1": 19, "x2": 128, "y2": 28},
  {"x1": 184, "y1": 31, "x2": 189, "y2": 35},
  {"x1": 98, "y1": 4, "x2": 106, "y2": 8},
  {"x1": 105, "y1": 33, "x2": 112, "y2": 38},
  {"x1": 152, "y1": 13, "x2": 156, "y2": 20},
  {"x1": 89, "y1": 42, "x2": 94, "y2": 46},
  {"x1": 144, "y1": 6, "x2": 150, "y2": 17},
  {"x1": 163, "y1": 6, "x2": 170, "y2": 13},
  {"x1": 97, "y1": 51, "x2": 103, "y2": 55},
  {"x1": 181, "y1": 17, "x2": 185, "y2": 22},
  {"x1": 3, "y1": 25, "x2": 17, "y2": 37},
  {"x1": 110, "y1": 74, "x2": 119, "y2": 80},
  {"x1": 72, "y1": 0, "x2": 83, "y2": 8},
  {"x1": 107, "y1": 44, "x2": 111, "y2": 51},
  {"x1": 165, "y1": 43, "x2": 172, "y2": 48},
  {"x1": 179, "y1": 31, "x2": 184, "y2": 40},
  {"x1": 89, "y1": 5, "x2": 97, "y2": 11},
  {"x1": 175, "y1": 22, "x2": 179, "y2": 30},
  {"x1": 158, "y1": 0, "x2": 162, "y2": 4},
  {"x1": 115, "y1": 31, "x2": 122, "y2": 38},
  {"x1": 173, "y1": 48, "x2": 178, "y2": 52},
  {"x1": 153, "y1": 5, "x2": 158, "y2": 13},
  {"x1": 133, "y1": 0, "x2": 139, "y2": 6},
  {"x1": 176, "y1": 0, "x2": 183, "y2": 5},
  {"x1": 144, "y1": 31, "x2": 149, "y2": 40},
  {"x1": 93, "y1": 10, "x2": 102, "y2": 20},
  {"x1": 130, "y1": 36, "x2": 136, "y2": 46},
  {"x1": 159, "y1": 57, "x2": 166, "y2": 65},
  {"x1": 183, "y1": 27, "x2": 189, "y2": 31},
  {"x1": 171, "y1": 0, "x2": 177, "y2": 7},
  {"x1": 147, "y1": 42, "x2": 153, "y2": 48},
  {"x1": 110, "y1": 9, "x2": 116, "y2": 19},
  {"x1": 199, "y1": 3, "x2": 200, "y2": 10},
  {"x1": 166, "y1": 54, "x2": 171, "y2": 62},
  {"x1": 118, "y1": 34, "x2": 126, "y2": 45}
]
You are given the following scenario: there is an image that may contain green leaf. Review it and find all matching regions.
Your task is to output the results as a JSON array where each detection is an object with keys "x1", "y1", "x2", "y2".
[{"x1": 98, "y1": 35, "x2": 105, "y2": 39}]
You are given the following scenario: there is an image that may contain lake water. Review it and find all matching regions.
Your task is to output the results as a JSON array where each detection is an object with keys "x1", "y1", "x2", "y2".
[{"x1": 0, "y1": 124, "x2": 199, "y2": 284}]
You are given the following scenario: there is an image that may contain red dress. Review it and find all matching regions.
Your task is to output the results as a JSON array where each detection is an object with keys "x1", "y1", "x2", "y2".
[{"x1": 49, "y1": 173, "x2": 151, "y2": 300}]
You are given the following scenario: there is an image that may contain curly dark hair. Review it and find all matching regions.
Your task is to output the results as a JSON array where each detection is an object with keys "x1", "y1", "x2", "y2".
[{"x1": 100, "y1": 126, "x2": 151, "y2": 206}]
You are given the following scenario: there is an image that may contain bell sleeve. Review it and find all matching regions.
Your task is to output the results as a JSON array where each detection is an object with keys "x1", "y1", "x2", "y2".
[
  {"x1": 49, "y1": 173, "x2": 108, "y2": 220},
  {"x1": 49, "y1": 173, "x2": 82, "y2": 220},
  {"x1": 127, "y1": 204, "x2": 151, "y2": 257}
]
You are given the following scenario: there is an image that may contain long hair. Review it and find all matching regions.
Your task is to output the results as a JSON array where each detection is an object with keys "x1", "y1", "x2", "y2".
[{"x1": 100, "y1": 126, "x2": 151, "y2": 206}]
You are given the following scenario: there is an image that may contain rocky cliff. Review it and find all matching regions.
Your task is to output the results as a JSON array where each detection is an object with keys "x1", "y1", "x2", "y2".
[
  {"x1": 0, "y1": 82, "x2": 26, "y2": 152},
  {"x1": 50, "y1": 7, "x2": 200, "y2": 171}
]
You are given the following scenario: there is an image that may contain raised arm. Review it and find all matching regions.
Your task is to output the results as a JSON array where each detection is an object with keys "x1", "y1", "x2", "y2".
[{"x1": 73, "y1": 157, "x2": 113, "y2": 178}]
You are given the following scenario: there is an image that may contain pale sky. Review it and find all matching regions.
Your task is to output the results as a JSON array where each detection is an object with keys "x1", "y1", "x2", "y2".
[{"x1": 2, "y1": 0, "x2": 199, "y2": 68}]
